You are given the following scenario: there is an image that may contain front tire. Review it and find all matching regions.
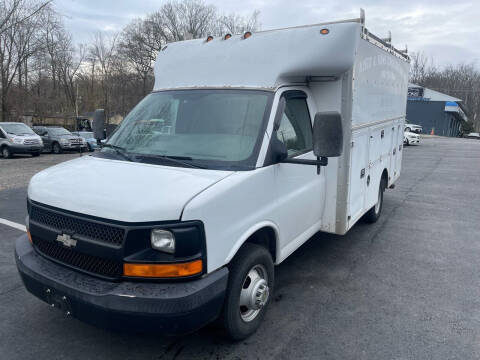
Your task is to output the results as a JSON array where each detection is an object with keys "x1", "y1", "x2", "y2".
[
  {"x1": 52, "y1": 142, "x2": 62, "y2": 154},
  {"x1": 222, "y1": 243, "x2": 274, "y2": 341},
  {"x1": 364, "y1": 177, "x2": 386, "y2": 223},
  {"x1": 1, "y1": 146, "x2": 12, "y2": 158}
]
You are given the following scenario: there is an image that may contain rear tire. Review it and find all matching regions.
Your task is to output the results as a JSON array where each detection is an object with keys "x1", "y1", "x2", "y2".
[
  {"x1": 1, "y1": 146, "x2": 12, "y2": 158},
  {"x1": 221, "y1": 243, "x2": 274, "y2": 341},
  {"x1": 364, "y1": 177, "x2": 386, "y2": 223}
]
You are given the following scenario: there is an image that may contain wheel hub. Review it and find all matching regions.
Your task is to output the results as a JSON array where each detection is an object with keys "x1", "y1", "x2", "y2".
[
  {"x1": 239, "y1": 265, "x2": 269, "y2": 322},
  {"x1": 251, "y1": 278, "x2": 269, "y2": 310}
]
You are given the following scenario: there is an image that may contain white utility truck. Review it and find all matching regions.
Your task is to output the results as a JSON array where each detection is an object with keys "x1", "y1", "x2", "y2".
[{"x1": 16, "y1": 12, "x2": 409, "y2": 340}]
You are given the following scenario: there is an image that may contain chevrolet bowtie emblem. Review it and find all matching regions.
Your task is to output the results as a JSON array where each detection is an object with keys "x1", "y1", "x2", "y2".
[{"x1": 56, "y1": 233, "x2": 77, "y2": 248}]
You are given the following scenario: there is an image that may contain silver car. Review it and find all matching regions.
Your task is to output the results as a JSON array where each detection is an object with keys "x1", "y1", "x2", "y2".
[{"x1": 0, "y1": 122, "x2": 43, "y2": 158}]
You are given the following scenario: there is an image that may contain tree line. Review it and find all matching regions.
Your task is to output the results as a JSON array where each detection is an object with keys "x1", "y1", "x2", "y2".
[
  {"x1": 410, "y1": 52, "x2": 480, "y2": 132},
  {"x1": 1, "y1": 0, "x2": 479, "y2": 132},
  {"x1": 0, "y1": 0, "x2": 260, "y2": 124}
]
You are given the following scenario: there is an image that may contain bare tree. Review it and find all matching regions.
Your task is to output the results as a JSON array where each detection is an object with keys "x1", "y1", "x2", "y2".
[
  {"x1": 159, "y1": 0, "x2": 216, "y2": 41},
  {"x1": 118, "y1": 18, "x2": 163, "y2": 96},
  {"x1": 89, "y1": 31, "x2": 118, "y2": 119},
  {"x1": 215, "y1": 10, "x2": 260, "y2": 35},
  {"x1": 0, "y1": 0, "x2": 50, "y2": 120}
]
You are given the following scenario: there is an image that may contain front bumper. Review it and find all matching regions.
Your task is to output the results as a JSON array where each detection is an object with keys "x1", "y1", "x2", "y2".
[
  {"x1": 60, "y1": 143, "x2": 88, "y2": 150},
  {"x1": 15, "y1": 235, "x2": 228, "y2": 334},
  {"x1": 10, "y1": 144, "x2": 43, "y2": 154}
]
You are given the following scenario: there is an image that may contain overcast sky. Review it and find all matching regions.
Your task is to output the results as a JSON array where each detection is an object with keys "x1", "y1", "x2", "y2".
[{"x1": 55, "y1": 0, "x2": 480, "y2": 68}]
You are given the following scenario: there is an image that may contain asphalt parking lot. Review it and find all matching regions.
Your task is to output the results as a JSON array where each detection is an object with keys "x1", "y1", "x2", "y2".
[{"x1": 1, "y1": 138, "x2": 480, "y2": 359}]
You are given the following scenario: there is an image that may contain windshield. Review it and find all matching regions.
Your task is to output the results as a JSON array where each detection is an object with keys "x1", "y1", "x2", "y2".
[
  {"x1": 106, "y1": 89, "x2": 273, "y2": 170},
  {"x1": 1, "y1": 123, "x2": 35, "y2": 135},
  {"x1": 49, "y1": 128, "x2": 71, "y2": 136}
]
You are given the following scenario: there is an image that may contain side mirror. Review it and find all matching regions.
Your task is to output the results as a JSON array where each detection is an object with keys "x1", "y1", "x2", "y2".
[
  {"x1": 313, "y1": 111, "x2": 343, "y2": 158},
  {"x1": 93, "y1": 109, "x2": 106, "y2": 141}
]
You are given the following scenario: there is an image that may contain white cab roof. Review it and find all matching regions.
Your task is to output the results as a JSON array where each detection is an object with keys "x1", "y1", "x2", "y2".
[{"x1": 153, "y1": 22, "x2": 361, "y2": 90}]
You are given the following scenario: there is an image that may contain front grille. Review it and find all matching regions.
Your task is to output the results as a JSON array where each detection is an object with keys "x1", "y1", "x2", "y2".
[
  {"x1": 30, "y1": 205, "x2": 125, "y2": 246},
  {"x1": 33, "y1": 236, "x2": 123, "y2": 278},
  {"x1": 70, "y1": 138, "x2": 82, "y2": 144},
  {"x1": 24, "y1": 139, "x2": 40, "y2": 145}
]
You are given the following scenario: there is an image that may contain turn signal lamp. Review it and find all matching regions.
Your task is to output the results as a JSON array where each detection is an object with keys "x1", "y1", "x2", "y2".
[
  {"x1": 124, "y1": 260, "x2": 203, "y2": 278},
  {"x1": 206, "y1": 35, "x2": 214, "y2": 42},
  {"x1": 320, "y1": 28, "x2": 329, "y2": 35},
  {"x1": 224, "y1": 33, "x2": 232, "y2": 40},
  {"x1": 27, "y1": 230, "x2": 32, "y2": 244},
  {"x1": 243, "y1": 31, "x2": 252, "y2": 39}
]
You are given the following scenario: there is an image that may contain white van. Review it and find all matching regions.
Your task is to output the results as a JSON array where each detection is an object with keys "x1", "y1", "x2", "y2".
[{"x1": 16, "y1": 12, "x2": 409, "y2": 339}]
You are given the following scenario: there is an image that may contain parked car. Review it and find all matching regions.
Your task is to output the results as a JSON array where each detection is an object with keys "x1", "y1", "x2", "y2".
[
  {"x1": 33, "y1": 126, "x2": 87, "y2": 154},
  {"x1": 72, "y1": 131, "x2": 98, "y2": 151},
  {"x1": 16, "y1": 14, "x2": 410, "y2": 340},
  {"x1": 404, "y1": 120, "x2": 422, "y2": 134},
  {"x1": 0, "y1": 122, "x2": 43, "y2": 158},
  {"x1": 404, "y1": 131, "x2": 420, "y2": 146},
  {"x1": 466, "y1": 132, "x2": 480, "y2": 139}
]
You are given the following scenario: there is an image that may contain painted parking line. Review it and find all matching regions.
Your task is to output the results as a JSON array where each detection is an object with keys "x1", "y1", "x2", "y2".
[{"x1": 0, "y1": 218, "x2": 26, "y2": 232}]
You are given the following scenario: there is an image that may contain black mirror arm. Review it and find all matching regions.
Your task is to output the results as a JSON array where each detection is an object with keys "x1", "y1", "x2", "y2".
[{"x1": 281, "y1": 156, "x2": 328, "y2": 174}]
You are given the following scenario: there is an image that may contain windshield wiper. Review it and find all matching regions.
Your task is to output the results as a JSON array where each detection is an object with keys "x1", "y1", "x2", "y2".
[
  {"x1": 102, "y1": 144, "x2": 135, "y2": 162},
  {"x1": 135, "y1": 154, "x2": 206, "y2": 169}
]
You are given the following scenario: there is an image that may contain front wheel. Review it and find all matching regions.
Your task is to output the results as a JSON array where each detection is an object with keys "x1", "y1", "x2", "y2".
[
  {"x1": 52, "y1": 143, "x2": 62, "y2": 154},
  {"x1": 364, "y1": 178, "x2": 386, "y2": 223},
  {"x1": 221, "y1": 243, "x2": 274, "y2": 340},
  {"x1": 2, "y1": 146, "x2": 12, "y2": 158}
]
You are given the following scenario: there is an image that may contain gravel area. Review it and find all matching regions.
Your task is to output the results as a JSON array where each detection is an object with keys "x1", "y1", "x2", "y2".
[{"x1": 0, "y1": 153, "x2": 82, "y2": 191}]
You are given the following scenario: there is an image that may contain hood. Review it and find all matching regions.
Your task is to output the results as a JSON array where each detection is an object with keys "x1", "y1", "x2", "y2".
[
  {"x1": 58, "y1": 134, "x2": 81, "y2": 140},
  {"x1": 9, "y1": 134, "x2": 41, "y2": 143},
  {"x1": 28, "y1": 156, "x2": 233, "y2": 222}
]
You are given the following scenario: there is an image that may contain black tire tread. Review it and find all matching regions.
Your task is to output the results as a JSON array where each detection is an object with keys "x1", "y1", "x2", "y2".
[{"x1": 221, "y1": 243, "x2": 274, "y2": 341}]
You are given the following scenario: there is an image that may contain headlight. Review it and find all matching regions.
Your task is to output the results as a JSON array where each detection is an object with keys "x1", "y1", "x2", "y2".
[
  {"x1": 151, "y1": 229, "x2": 175, "y2": 253},
  {"x1": 60, "y1": 138, "x2": 68, "y2": 144},
  {"x1": 12, "y1": 137, "x2": 23, "y2": 144}
]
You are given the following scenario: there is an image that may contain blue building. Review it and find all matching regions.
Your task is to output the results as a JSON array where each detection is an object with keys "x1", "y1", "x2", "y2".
[{"x1": 406, "y1": 84, "x2": 468, "y2": 136}]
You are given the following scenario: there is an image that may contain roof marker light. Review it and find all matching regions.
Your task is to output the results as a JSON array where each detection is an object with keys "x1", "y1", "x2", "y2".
[
  {"x1": 206, "y1": 35, "x2": 214, "y2": 42},
  {"x1": 243, "y1": 31, "x2": 252, "y2": 39},
  {"x1": 320, "y1": 28, "x2": 329, "y2": 35},
  {"x1": 224, "y1": 33, "x2": 232, "y2": 40}
]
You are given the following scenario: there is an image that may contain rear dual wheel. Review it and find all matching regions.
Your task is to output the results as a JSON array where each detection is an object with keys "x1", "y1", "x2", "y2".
[
  {"x1": 222, "y1": 243, "x2": 274, "y2": 340},
  {"x1": 364, "y1": 177, "x2": 386, "y2": 223}
]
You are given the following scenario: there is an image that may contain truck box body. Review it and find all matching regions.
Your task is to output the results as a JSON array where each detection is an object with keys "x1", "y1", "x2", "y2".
[
  {"x1": 153, "y1": 20, "x2": 409, "y2": 266},
  {"x1": 16, "y1": 14, "x2": 410, "y2": 337}
]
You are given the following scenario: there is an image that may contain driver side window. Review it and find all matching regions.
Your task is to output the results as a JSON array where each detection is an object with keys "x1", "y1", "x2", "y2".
[
  {"x1": 276, "y1": 95, "x2": 313, "y2": 157},
  {"x1": 0, "y1": 130, "x2": 5, "y2": 139}
]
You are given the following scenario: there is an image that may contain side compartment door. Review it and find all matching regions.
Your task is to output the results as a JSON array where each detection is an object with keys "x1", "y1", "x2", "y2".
[
  {"x1": 395, "y1": 122, "x2": 404, "y2": 180},
  {"x1": 348, "y1": 129, "x2": 369, "y2": 224},
  {"x1": 273, "y1": 89, "x2": 325, "y2": 251}
]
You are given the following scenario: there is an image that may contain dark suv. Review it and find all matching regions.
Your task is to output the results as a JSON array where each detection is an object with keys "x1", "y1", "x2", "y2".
[{"x1": 33, "y1": 126, "x2": 87, "y2": 154}]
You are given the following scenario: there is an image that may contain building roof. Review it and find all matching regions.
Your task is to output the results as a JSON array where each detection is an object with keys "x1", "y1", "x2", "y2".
[{"x1": 408, "y1": 83, "x2": 462, "y2": 102}]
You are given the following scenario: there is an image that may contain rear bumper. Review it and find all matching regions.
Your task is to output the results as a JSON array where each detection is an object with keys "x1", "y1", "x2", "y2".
[
  {"x1": 10, "y1": 144, "x2": 43, "y2": 154},
  {"x1": 15, "y1": 235, "x2": 228, "y2": 335}
]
